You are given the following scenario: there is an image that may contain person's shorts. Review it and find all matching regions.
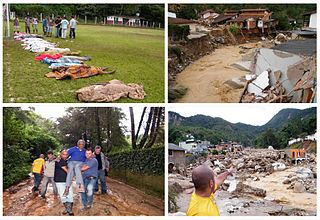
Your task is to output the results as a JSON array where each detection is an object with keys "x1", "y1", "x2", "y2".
[
  {"x1": 48, "y1": 26, "x2": 53, "y2": 33},
  {"x1": 33, "y1": 24, "x2": 38, "y2": 30}
]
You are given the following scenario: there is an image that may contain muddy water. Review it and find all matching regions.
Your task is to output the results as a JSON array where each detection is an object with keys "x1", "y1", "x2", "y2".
[
  {"x1": 176, "y1": 43, "x2": 259, "y2": 103},
  {"x1": 245, "y1": 167, "x2": 316, "y2": 212},
  {"x1": 3, "y1": 177, "x2": 164, "y2": 216}
]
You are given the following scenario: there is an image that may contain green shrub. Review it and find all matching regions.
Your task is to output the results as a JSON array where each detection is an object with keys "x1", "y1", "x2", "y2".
[
  {"x1": 108, "y1": 147, "x2": 164, "y2": 198},
  {"x1": 109, "y1": 146, "x2": 164, "y2": 175},
  {"x1": 169, "y1": 24, "x2": 190, "y2": 41},
  {"x1": 211, "y1": 149, "x2": 218, "y2": 155},
  {"x1": 168, "y1": 85, "x2": 188, "y2": 102},
  {"x1": 229, "y1": 23, "x2": 240, "y2": 35},
  {"x1": 168, "y1": 187, "x2": 179, "y2": 212}
]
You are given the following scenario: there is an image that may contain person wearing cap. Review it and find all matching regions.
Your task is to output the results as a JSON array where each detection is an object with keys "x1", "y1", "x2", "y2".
[{"x1": 40, "y1": 150, "x2": 58, "y2": 198}]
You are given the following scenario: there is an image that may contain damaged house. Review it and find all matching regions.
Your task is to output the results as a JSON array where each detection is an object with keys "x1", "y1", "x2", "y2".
[
  {"x1": 227, "y1": 9, "x2": 277, "y2": 34},
  {"x1": 302, "y1": 10, "x2": 317, "y2": 29},
  {"x1": 199, "y1": 9, "x2": 220, "y2": 24},
  {"x1": 179, "y1": 138, "x2": 210, "y2": 154},
  {"x1": 168, "y1": 17, "x2": 198, "y2": 33},
  {"x1": 212, "y1": 10, "x2": 239, "y2": 25},
  {"x1": 169, "y1": 143, "x2": 186, "y2": 171},
  {"x1": 214, "y1": 141, "x2": 243, "y2": 152}
]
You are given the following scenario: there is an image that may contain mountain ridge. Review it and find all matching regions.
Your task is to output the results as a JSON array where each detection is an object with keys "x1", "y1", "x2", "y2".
[{"x1": 168, "y1": 107, "x2": 316, "y2": 147}]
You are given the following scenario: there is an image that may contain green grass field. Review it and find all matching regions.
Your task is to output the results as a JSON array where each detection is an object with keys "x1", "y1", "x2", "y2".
[{"x1": 3, "y1": 23, "x2": 164, "y2": 103}]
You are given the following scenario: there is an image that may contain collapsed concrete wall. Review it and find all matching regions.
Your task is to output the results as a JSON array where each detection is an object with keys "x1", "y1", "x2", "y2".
[{"x1": 234, "y1": 48, "x2": 317, "y2": 103}]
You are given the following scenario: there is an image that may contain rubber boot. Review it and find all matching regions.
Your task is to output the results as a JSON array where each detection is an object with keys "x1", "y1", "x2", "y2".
[
  {"x1": 68, "y1": 202, "x2": 74, "y2": 216},
  {"x1": 62, "y1": 203, "x2": 68, "y2": 215}
]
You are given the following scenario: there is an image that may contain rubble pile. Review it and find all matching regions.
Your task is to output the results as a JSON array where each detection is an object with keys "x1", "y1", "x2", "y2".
[
  {"x1": 233, "y1": 182, "x2": 267, "y2": 197},
  {"x1": 234, "y1": 48, "x2": 317, "y2": 103},
  {"x1": 282, "y1": 167, "x2": 317, "y2": 194},
  {"x1": 208, "y1": 149, "x2": 290, "y2": 176},
  {"x1": 169, "y1": 148, "x2": 317, "y2": 215},
  {"x1": 274, "y1": 33, "x2": 289, "y2": 45}
]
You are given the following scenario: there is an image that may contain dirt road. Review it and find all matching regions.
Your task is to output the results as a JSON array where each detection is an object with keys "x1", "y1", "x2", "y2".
[
  {"x1": 176, "y1": 43, "x2": 259, "y2": 103},
  {"x1": 3, "y1": 177, "x2": 164, "y2": 216}
]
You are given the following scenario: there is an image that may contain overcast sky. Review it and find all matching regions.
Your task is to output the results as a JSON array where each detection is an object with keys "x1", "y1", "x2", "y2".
[
  {"x1": 169, "y1": 104, "x2": 316, "y2": 126},
  {"x1": 22, "y1": 106, "x2": 147, "y2": 134}
]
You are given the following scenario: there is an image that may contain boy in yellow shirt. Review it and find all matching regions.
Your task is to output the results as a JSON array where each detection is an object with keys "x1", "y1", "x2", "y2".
[
  {"x1": 187, "y1": 165, "x2": 234, "y2": 216},
  {"x1": 32, "y1": 154, "x2": 45, "y2": 193}
]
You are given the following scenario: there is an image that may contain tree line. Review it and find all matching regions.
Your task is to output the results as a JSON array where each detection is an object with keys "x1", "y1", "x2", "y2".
[
  {"x1": 254, "y1": 113, "x2": 316, "y2": 149},
  {"x1": 129, "y1": 107, "x2": 165, "y2": 149},
  {"x1": 10, "y1": 4, "x2": 164, "y2": 24}
]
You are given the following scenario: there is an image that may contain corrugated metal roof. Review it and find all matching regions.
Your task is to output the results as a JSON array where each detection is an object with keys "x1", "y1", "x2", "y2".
[
  {"x1": 168, "y1": 143, "x2": 185, "y2": 151},
  {"x1": 200, "y1": 9, "x2": 216, "y2": 15},
  {"x1": 213, "y1": 14, "x2": 235, "y2": 23},
  {"x1": 168, "y1": 17, "x2": 196, "y2": 24}
]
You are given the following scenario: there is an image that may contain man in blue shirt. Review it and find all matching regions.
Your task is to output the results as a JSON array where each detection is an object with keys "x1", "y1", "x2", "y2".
[
  {"x1": 42, "y1": 17, "x2": 48, "y2": 35},
  {"x1": 80, "y1": 148, "x2": 98, "y2": 210},
  {"x1": 63, "y1": 139, "x2": 86, "y2": 196}
]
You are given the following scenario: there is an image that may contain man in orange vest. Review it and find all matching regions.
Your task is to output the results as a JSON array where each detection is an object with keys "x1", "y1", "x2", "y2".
[{"x1": 31, "y1": 154, "x2": 45, "y2": 193}]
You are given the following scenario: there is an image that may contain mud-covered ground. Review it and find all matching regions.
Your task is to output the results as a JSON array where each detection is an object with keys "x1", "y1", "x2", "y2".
[
  {"x1": 175, "y1": 42, "x2": 260, "y2": 103},
  {"x1": 3, "y1": 177, "x2": 164, "y2": 216}
]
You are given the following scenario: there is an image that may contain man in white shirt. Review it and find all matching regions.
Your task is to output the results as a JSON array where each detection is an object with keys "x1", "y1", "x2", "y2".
[
  {"x1": 32, "y1": 16, "x2": 38, "y2": 34},
  {"x1": 69, "y1": 16, "x2": 77, "y2": 39},
  {"x1": 60, "y1": 16, "x2": 69, "y2": 39}
]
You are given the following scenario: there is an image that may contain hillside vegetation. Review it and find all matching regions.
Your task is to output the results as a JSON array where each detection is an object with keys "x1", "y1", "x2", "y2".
[{"x1": 169, "y1": 107, "x2": 316, "y2": 149}]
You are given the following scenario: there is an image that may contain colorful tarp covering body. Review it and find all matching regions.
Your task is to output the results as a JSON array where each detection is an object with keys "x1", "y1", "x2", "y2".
[{"x1": 45, "y1": 65, "x2": 115, "y2": 80}]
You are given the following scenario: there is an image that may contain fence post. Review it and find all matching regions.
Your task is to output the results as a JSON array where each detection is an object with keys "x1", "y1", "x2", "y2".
[
  {"x1": 159, "y1": 23, "x2": 161, "y2": 29},
  {"x1": 95, "y1": 16, "x2": 97, "y2": 25},
  {"x1": 40, "y1": 13, "x2": 42, "y2": 21},
  {"x1": 104, "y1": 17, "x2": 106, "y2": 25},
  {"x1": 85, "y1": 15, "x2": 87, "y2": 24}
]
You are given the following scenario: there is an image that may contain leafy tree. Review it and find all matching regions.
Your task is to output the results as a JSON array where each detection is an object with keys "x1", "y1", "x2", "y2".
[
  {"x1": 3, "y1": 108, "x2": 60, "y2": 188},
  {"x1": 56, "y1": 107, "x2": 129, "y2": 153}
]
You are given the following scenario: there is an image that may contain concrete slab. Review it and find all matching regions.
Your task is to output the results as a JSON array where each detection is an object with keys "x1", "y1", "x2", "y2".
[{"x1": 231, "y1": 61, "x2": 252, "y2": 72}]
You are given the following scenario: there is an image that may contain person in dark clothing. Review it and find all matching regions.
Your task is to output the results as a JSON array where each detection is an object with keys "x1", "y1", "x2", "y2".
[
  {"x1": 54, "y1": 149, "x2": 74, "y2": 216},
  {"x1": 94, "y1": 146, "x2": 108, "y2": 194},
  {"x1": 69, "y1": 15, "x2": 77, "y2": 39},
  {"x1": 55, "y1": 16, "x2": 61, "y2": 38},
  {"x1": 25, "y1": 17, "x2": 31, "y2": 34},
  {"x1": 80, "y1": 149, "x2": 98, "y2": 210}
]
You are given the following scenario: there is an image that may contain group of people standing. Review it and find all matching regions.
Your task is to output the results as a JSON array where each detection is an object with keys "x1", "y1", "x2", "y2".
[
  {"x1": 14, "y1": 15, "x2": 77, "y2": 39},
  {"x1": 31, "y1": 140, "x2": 109, "y2": 215}
]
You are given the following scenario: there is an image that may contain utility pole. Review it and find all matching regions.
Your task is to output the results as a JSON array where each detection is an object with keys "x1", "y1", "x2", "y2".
[{"x1": 6, "y1": 4, "x2": 10, "y2": 38}]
